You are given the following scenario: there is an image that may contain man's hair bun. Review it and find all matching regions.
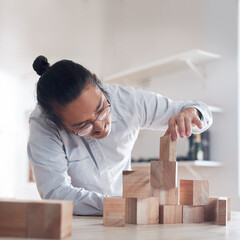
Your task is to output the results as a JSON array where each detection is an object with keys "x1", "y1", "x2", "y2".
[{"x1": 32, "y1": 55, "x2": 50, "y2": 76}]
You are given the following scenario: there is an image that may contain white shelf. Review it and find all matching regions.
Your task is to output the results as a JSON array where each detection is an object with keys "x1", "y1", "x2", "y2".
[
  {"x1": 104, "y1": 49, "x2": 221, "y2": 83},
  {"x1": 209, "y1": 105, "x2": 224, "y2": 113},
  {"x1": 178, "y1": 160, "x2": 223, "y2": 167},
  {"x1": 131, "y1": 160, "x2": 223, "y2": 168}
]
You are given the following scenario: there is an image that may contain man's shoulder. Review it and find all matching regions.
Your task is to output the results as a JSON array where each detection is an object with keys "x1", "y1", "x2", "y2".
[{"x1": 102, "y1": 83, "x2": 135, "y2": 101}]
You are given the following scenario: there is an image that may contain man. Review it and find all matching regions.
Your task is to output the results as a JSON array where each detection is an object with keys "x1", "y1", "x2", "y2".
[{"x1": 28, "y1": 56, "x2": 212, "y2": 215}]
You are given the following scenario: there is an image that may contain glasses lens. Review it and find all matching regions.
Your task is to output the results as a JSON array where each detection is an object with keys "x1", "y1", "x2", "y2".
[
  {"x1": 77, "y1": 124, "x2": 93, "y2": 136},
  {"x1": 98, "y1": 107, "x2": 111, "y2": 121}
]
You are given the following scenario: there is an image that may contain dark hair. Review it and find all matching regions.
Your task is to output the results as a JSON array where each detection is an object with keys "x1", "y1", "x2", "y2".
[{"x1": 32, "y1": 55, "x2": 106, "y2": 129}]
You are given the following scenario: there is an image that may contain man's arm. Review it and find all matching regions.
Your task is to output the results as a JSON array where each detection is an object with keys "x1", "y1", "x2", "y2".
[
  {"x1": 28, "y1": 117, "x2": 104, "y2": 215},
  {"x1": 134, "y1": 89, "x2": 213, "y2": 139}
]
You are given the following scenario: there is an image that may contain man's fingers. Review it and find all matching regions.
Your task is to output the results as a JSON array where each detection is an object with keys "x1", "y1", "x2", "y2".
[
  {"x1": 164, "y1": 128, "x2": 171, "y2": 136},
  {"x1": 176, "y1": 117, "x2": 185, "y2": 138},
  {"x1": 185, "y1": 117, "x2": 192, "y2": 137},
  {"x1": 192, "y1": 117, "x2": 202, "y2": 129}
]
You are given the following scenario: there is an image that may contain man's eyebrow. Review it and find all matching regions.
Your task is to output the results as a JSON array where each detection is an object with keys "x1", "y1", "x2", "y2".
[{"x1": 70, "y1": 95, "x2": 104, "y2": 127}]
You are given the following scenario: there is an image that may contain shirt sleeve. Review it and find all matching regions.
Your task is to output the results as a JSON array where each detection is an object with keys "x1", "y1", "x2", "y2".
[
  {"x1": 134, "y1": 89, "x2": 213, "y2": 133},
  {"x1": 28, "y1": 116, "x2": 104, "y2": 216}
]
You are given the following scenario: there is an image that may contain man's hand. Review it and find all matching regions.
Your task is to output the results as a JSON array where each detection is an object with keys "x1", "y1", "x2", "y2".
[{"x1": 164, "y1": 107, "x2": 202, "y2": 141}]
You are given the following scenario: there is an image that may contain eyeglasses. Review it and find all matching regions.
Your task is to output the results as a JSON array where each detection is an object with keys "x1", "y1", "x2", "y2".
[{"x1": 72, "y1": 96, "x2": 111, "y2": 137}]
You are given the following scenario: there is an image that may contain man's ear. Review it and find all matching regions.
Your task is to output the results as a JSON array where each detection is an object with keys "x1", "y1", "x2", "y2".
[{"x1": 93, "y1": 73, "x2": 97, "y2": 80}]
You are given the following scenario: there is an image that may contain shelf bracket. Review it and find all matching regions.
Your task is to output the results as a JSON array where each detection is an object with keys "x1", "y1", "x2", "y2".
[{"x1": 184, "y1": 59, "x2": 206, "y2": 79}]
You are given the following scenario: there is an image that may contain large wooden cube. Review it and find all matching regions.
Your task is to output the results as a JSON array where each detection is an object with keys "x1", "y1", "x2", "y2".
[
  {"x1": 125, "y1": 197, "x2": 159, "y2": 225},
  {"x1": 123, "y1": 169, "x2": 151, "y2": 198},
  {"x1": 103, "y1": 198, "x2": 125, "y2": 227},
  {"x1": 180, "y1": 180, "x2": 209, "y2": 206},
  {"x1": 151, "y1": 160, "x2": 177, "y2": 190},
  {"x1": 0, "y1": 200, "x2": 28, "y2": 237},
  {"x1": 0, "y1": 199, "x2": 73, "y2": 239},
  {"x1": 152, "y1": 187, "x2": 179, "y2": 205},
  {"x1": 183, "y1": 206, "x2": 204, "y2": 223},
  {"x1": 27, "y1": 200, "x2": 73, "y2": 238},
  {"x1": 159, "y1": 205, "x2": 183, "y2": 224}
]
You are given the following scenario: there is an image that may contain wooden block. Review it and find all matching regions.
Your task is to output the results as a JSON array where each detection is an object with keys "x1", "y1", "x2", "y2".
[
  {"x1": 125, "y1": 197, "x2": 159, "y2": 225},
  {"x1": 183, "y1": 206, "x2": 204, "y2": 223},
  {"x1": 160, "y1": 135, "x2": 177, "y2": 162},
  {"x1": 204, "y1": 197, "x2": 218, "y2": 222},
  {"x1": 180, "y1": 180, "x2": 209, "y2": 206},
  {"x1": 150, "y1": 160, "x2": 177, "y2": 190},
  {"x1": 204, "y1": 197, "x2": 231, "y2": 224},
  {"x1": 123, "y1": 169, "x2": 151, "y2": 198},
  {"x1": 27, "y1": 200, "x2": 73, "y2": 238},
  {"x1": 0, "y1": 200, "x2": 73, "y2": 239},
  {"x1": 159, "y1": 205, "x2": 182, "y2": 224},
  {"x1": 216, "y1": 198, "x2": 227, "y2": 226},
  {"x1": 103, "y1": 198, "x2": 125, "y2": 227},
  {"x1": 0, "y1": 200, "x2": 28, "y2": 237},
  {"x1": 227, "y1": 197, "x2": 231, "y2": 221},
  {"x1": 152, "y1": 187, "x2": 179, "y2": 205}
]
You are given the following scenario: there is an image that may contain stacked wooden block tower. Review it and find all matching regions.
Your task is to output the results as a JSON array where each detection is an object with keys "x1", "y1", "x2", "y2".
[{"x1": 103, "y1": 135, "x2": 231, "y2": 227}]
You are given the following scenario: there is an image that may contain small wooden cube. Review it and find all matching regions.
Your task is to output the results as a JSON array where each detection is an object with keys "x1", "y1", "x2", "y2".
[
  {"x1": 183, "y1": 206, "x2": 204, "y2": 223},
  {"x1": 216, "y1": 198, "x2": 227, "y2": 226},
  {"x1": 151, "y1": 160, "x2": 177, "y2": 190},
  {"x1": 204, "y1": 197, "x2": 231, "y2": 224},
  {"x1": 0, "y1": 200, "x2": 28, "y2": 237},
  {"x1": 227, "y1": 197, "x2": 231, "y2": 221},
  {"x1": 27, "y1": 200, "x2": 73, "y2": 238},
  {"x1": 159, "y1": 205, "x2": 183, "y2": 224},
  {"x1": 152, "y1": 187, "x2": 179, "y2": 205},
  {"x1": 123, "y1": 169, "x2": 151, "y2": 198},
  {"x1": 125, "y1": 197, "x2": 159, "y2": 225},
  {"x1": 160, "y1": 135, "x2": 177, "y2": 162},
  {"x1": 103, "y1": 198, "x2": 125, "y2": 227},
  {"x1": 204, "y1": 197, "x2": 218, "y2": 222},
  {"x1": 180, "y1": 180, "x2": 209, "y2": 206}
]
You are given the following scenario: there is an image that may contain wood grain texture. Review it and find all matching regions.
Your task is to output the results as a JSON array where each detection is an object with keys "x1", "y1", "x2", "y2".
[
  {"x1": 152, "y1": 187, "x2": 179, "y2": 205},
  {"x1": 0, "y1": 200, "x2": 27, "y2": 237},
  {"x1": 125, "y1": 197, "x2": 159, "y2": 225},
  {"x1": 159, "y1": 205, "x2": 183, "y2": 224},
  {"x1": 0, "y1": 199, "x2": 73, "y2": 239},
  {"x1": 180, "y1": 180, "x2": 209, "y2": 206},
  {"x1": 27, "y1": 200, "x2": 73, "y2": 238},
  {"x1": 150, "y1": 160, "x2": 177, "y2": 190},
  {"x1": 103, "y1": 198, "x2": 125, "y2": 227},
  {"x1": 227, "y1": 197, "x2": 231, "y2": 221},
  {"x1": 204, "y1": 197, "x2": 218, "y2": 222},
  {"x1": 216, "y1": 198, "x2": 227, "y2": 226},
  {"x1": 123, "y1": 169, "x2": 151, "y2": 198},
  {"x1": 159, "y1": 135, "x2": 177, "y2": 162},
  {"x1": 183, "y1": 206, "x2": 204, "y2": 223}
]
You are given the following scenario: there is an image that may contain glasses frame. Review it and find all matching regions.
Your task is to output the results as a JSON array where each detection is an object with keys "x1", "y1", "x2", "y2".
[{"x1": 70, "y1": 94, "x2": 111, "y2": 137}]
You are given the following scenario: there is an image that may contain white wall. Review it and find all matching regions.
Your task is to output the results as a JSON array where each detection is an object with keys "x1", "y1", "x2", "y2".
[{"x1": 101, "y1": 0, "x2": 239, "y2": 210}]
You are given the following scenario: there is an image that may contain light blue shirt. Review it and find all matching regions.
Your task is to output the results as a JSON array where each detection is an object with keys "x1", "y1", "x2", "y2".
[{"x1": 28, "y1": 83, "x2": 212, "y2": 215}]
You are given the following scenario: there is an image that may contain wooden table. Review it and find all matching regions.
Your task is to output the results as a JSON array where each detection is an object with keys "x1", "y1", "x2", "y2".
[{"x1": 71, "y1": 211, "x2": 240, "y2": 240}]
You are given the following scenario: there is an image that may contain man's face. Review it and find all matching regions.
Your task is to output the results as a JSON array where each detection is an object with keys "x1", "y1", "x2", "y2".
[{"x1": 55, "y1": 83, "x2": 112, "y2": 139}]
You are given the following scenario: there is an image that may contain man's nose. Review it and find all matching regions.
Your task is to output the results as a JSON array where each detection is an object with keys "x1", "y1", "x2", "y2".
[{"x1": 93, "y1": 120, "x2": 104, "y2": 132}]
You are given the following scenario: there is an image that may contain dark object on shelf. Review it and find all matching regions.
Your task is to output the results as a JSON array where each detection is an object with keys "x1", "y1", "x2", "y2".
[
  {"x1": 201, "y1": 130, "x2": 210, "y2": 160},
  {"x1": 188, "y1": 131, "x2": 210, "y2": 161},
  {"x1": 131, "y1": 158, "x2": 158, "y2": 163},
  {"x1": 188, "y1": 134, "x2": 204, "y2": 160}
]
